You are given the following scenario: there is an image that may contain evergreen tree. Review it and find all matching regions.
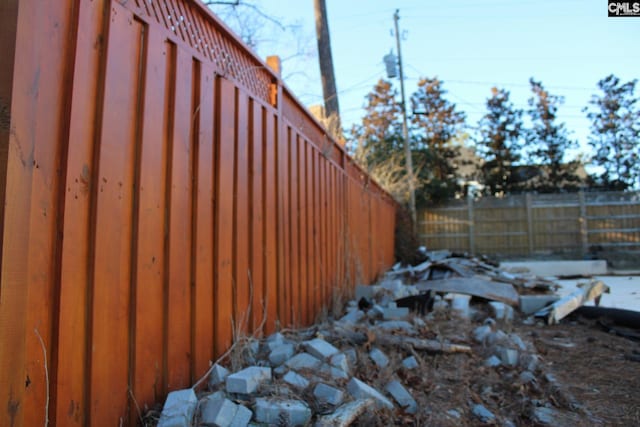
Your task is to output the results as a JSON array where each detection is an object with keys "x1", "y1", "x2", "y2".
[
  {"x1": 584, "y1": 75, "x2": 640, "y2": 190},
  {"x1": 476, "y1": 87, "x2": 524, "y2": 195},
  {"x1": 349, "y1": 79, "x2": 418, "y2": 203},
  {"x1": 410, "y1": 77, "x2": 466, "y2": 204},
  {"x1": 527, "y1": 78, "x2": 581, "y2": 192},
  {"x1": 349, "y1": 79, "x2": 403, "y2": 166}
]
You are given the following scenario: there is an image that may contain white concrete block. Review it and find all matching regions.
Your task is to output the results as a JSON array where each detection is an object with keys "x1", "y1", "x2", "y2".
[
  {"x1": 268, "y1": 343, "x2": 295, "y2": 366},
  {"x1": 208, "y1": 364, "x2": 230, "y2": 388},
  {"x1": 497, "y1": 347, "x2": 519, "y2": 366},
  {"x1": 157, "y1": 389, "x2": 198, "y2": 427},
  {"x1": 346, "y1": 378, "x2": 393, "y2": 409},
  {"x1": 385, "y1": 380, "x2": 417, "y2": 414},
  {"x1": 484, "y1": 355, "x2": 502, "y2": 367},
  {"x1": 369, "y1": 347, "x2": 389, "y2": 368},
  {"x1": 402, "y1": 356, "x2": 419, "y2": 370},
  {"x1": 472, "y1": 404, "x2": 495, "y2": 422},
  {"x1": 303, "y1": 338, "x2": 340, "y2": 360},
  {"x1": 230, "y1": 404, "x2": 252, "y2": 427},
  {"x1": 329, "y1": 353, "x2": 350, "y2": 374},
  {"x1": 489, "y1": 301, "x2": 514, "y2": 321},
  {"x1": 200, "y1": 396, "x2": 238, "y2": 427},
  {"x1": 254, "y1": 398, "x2": 311, "y2": 426},
  {"x1": 225, "y1": 366, "x2": 271, "y2": 394},
  {"x1": 339, "y1": 309, "x2": 365, "y2": 324},
  {"x1": 382, "y1": 306, "x2": 410, "y2": 320},
  {"x1": 283, "y1": 371, "x2": 310, "y2": 389},
  {"x1": 320, "y1": 363, "x2": 349, "y2": 380},
  {"x1": 285, "y1": 352, "x2": 322, "y2": 371},
  {"x1": 375, "y1": 320, "x2": 416, "y2": 334},
  {"x1": 313, "y1": 383, "x2": 344, "y2": 406}
]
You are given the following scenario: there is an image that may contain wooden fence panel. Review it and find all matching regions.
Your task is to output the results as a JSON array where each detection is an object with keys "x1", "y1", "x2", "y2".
[
  {"x1": 0, "y1": 0, "x2": 397, "y2": 425},
  {"x1": 419, "y1": 191, "x2": 640, "y2": 257}
]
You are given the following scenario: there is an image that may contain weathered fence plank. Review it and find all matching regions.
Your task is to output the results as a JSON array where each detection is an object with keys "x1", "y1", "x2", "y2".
[{"x1": 419, "y1": 191, "x2": 640, "y2": 257}]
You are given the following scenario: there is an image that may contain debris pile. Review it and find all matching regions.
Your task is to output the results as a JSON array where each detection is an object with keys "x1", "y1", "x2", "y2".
[{"x1": 153, "y1": 251, "x2": 614, "y2": 426}]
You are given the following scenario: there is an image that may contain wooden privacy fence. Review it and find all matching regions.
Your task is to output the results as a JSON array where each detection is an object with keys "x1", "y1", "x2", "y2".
[
  {"x1": 419, "y1": 191, "x2": 640, "y2": 257},
  {"x1": 0, "y1": 0, "x2": 397, "y2": 425}
]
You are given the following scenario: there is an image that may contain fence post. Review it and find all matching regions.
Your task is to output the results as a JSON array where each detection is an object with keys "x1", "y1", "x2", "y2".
[
  {"x1": 578, "y1": 190, "x2": 588, "y2": 256},
  {"x1": 525, "y1": 194, "x2": 534, "y2": 255},
  {"x1": 467, "y1": 196, "x2": 475, "y2": 255}
]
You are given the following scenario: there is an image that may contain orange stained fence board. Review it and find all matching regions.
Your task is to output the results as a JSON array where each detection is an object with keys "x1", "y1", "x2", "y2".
[
  {"x1": 234, "y1": 90, "x2": 250, "y2": 336},
  {"x1": 214, "y1": 77, "x2": 235, "y2": 354},
  {"x1": 289, "y1": 129, "x2": 300, "y2": 326},
  {"x1": 89, "y1": 4, "x2": 141, "y2": 422},
  {"x1": 250, "y1": 100, "x2": 265, "y2": 333},
  {"x1": 131, "y1": 25, "x2": 171, "y2": 415},
  {"x1": 55, "y1": 0, "x2": 106, "y2": 423},
  {"x1": 263, "y1": 111, "x2": 278, "y2": 334},
  {"x1": 192, "y1": 63, "x2": 216, "y2": 381}
]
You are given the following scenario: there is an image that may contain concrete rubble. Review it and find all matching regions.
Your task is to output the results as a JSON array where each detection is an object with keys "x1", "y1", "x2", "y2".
[{"x1": 155, "y1": 250, "x2": 612, "y2": 426}]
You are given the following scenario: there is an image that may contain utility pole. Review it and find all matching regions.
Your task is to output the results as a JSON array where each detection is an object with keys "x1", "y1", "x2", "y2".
[
  {"x1": 393, "y1": 9, "x2": 417, "y2": 231},
  {"x1": 314, "y1": 0, "x2": 341, "y2": 140}
]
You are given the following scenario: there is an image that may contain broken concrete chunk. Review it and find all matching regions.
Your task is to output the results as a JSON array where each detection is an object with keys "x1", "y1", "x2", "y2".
[
  {"x1": 268, "y1": 343, "x2": 295, "y2": 367},
  {"x1": 497, "y1": 347, "x2": 519, "y2": 366},
  {"x1": 200, "y1": 396, "x2": 239, "y2": 427},
  {"x1": 329, "y1": 353, "x2": 350, "y2": 374},
  {"x1": 225, "y1": 366, "x2": 271, "y2": 394},
  {"x1": 484, "y1": 355, "x2": 502, "y2": 367},
  {"x1": 446, "y1": 409, "x2": 462, "y2": 419},
  {"x1": 486, "y1": 330, "x2": 508, "y2": 347},
  {"x1": 339, "y1": 309, "x2": 365, "y2": 324},
  {"x1": 519, "y1": 371, "x2": 536, "y2": 385},
  {"x1": 285, "y1": 352, "x2": 323, "y2": 371},
  {"x1": 375, "y1": 320, "x2": 416, "y2": 334},
  {"x1": 509, "y1": 333, "x2": 527, "y2": 351},
  {"x1": 314, "y1": 399, "x2": 373, "y2": 427},
  {"x1": 489, "y1": 301, "x2": 514, "y2": 321},
  {"x1": 355, "y1": 284, "x2": 375, "y2": 300},
  {"x1": 254, "y1": 397, "x2": 311, "y2": 426},
  {"x1": 208, "y1": 364, "x2": 230, "y2": 388},
  {"x1": 320, "y1": 363, "x2": 349, "y2": 380},
  {"x1": 346, "y1": 378, "x2": 394, "y2": 409},
  {"x1": 229, "y1": 404, "x2": 252, "y2": 427},
  {"x1": 369, "y1": 347, "x2": 390, "y2": 368},
  {"x1": 266, "y1": 332, "x2": 286, "y2": 351},
  {"x1": 303, "y1": 338, "x2": 340, "y2": 360},
  {"x1": 283, "y1": 371, "x2": 310, "y2": 389},
  {"x1": 402, "y1": 356, "x2": 419, "y2": 370},
  {"x1": 385, "y1": 380, "x2": 417, "y2": 414},
  {"x1": 313, "y1": 383, "x2": 345, "y2": 406},
  {"x1": 450, "y1": 294, "x2": 471, "y2": 318},
  {"x1": 473, "y1": 325, "x2": 493, "y2": 343},
  {"x1": 382, "y1": 306, "x2": 410, "y2": 320},
  {"x1": 157, "y1": 389, "x2": 198, "y2": 427},
  {"x1": 472, "y1": 404, "x2": 496, "y2": 422}
]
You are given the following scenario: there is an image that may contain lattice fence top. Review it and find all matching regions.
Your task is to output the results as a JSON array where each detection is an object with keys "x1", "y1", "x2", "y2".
[{"x1": 134, "y1": 0, "x2": 273, "y2": 103}]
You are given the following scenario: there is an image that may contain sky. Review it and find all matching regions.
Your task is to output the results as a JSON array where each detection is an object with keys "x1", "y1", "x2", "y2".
[{"x1": 210, "y1": 0, "x2": 639, "y2": 159}]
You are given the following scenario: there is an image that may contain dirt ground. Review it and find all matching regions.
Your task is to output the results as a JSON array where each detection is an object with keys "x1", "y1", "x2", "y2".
[{"x1": 348, "y1": 308, "x2": 640, "y2": 427}]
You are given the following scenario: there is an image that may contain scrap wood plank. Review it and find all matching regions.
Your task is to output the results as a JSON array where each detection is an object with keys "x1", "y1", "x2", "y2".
[
  {"x1": 536, "y1": 280, "x2": 610, "y2": 325},
  {"x1": 416, "y1": 277, "x2": 520, "y2": 306}
]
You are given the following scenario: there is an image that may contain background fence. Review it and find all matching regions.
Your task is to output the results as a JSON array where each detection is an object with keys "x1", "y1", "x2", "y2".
[
  {"x1": 0, "y1": 0, "x2": 396, "y2": 425},
  {"x1": 419, "y1": 191, "x2": 640, "y2": 257}
]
